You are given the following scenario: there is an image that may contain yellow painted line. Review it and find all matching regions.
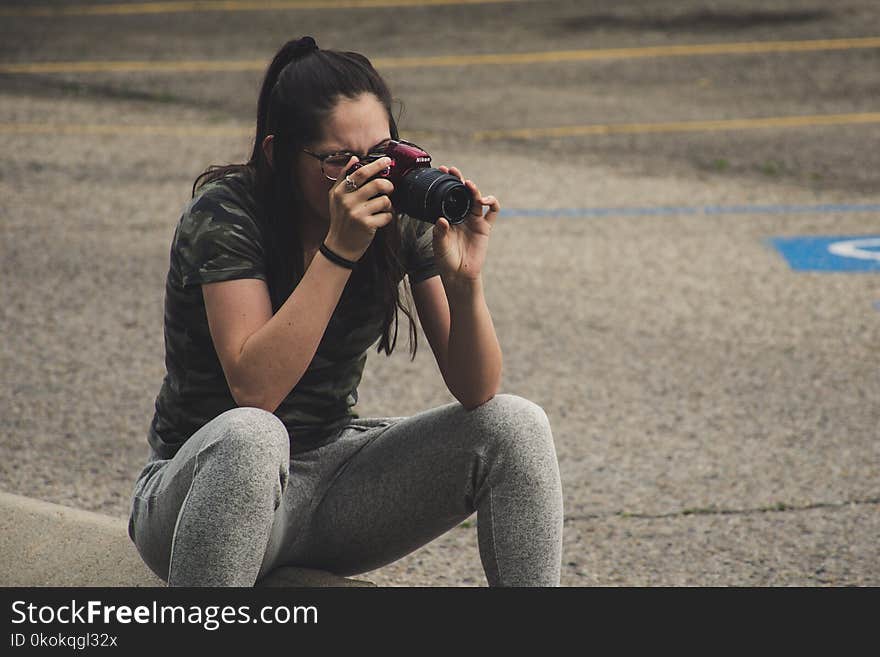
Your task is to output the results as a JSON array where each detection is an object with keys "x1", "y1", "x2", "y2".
[
  {"x1": 376, "y1": 36, "x2": 880, "y2": 68},
  {"x1": 472, "y1": 112, "x2": 880, "y2": 141},
  {"x1": 2, "y1": 113, "x2": 879, "y2": 140},
  {"x1": 0, "y1": 122, "x2": 435, "y2": 141},
  {"x1": 0, "y1": 122, "x2": 252, "y2": 137},
  {"x1": 0, "y1": 0, "x2": 522, "y2": 17},
  {"x1": 0, "y1": 60, "x2": 267, "y2": 74},
  {"x1": 3, "y1": 37, "x2": 880, "y2": 75}
]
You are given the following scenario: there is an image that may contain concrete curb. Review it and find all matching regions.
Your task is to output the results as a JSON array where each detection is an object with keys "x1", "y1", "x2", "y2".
[{"x1": 0, "y1": 492, "x2": 373, "y2": 587}]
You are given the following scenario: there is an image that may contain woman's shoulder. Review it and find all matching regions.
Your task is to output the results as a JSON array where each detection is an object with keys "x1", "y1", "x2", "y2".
[
  {"x1": 176, "y1": 169, "x2": 263, "y2": 240},
  {"x1": 172, "y1": 169, "x2": 267, "y2": 285},
  {"x1": 174, "y1": 169, "x2": 265, "y2": 257},
  {"x1": 188, "y1": 168, "x2": 260, "y2": 220}
]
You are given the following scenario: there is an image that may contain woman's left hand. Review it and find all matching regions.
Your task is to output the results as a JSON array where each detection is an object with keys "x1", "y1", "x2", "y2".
[{"x1": 432, "y1": 166, "x2": 500, "y2": 282}]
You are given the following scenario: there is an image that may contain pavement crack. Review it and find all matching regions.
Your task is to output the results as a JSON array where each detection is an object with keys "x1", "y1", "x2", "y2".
[{"x1": 564, "y1": 496, "x2": 880, "y2": 522}]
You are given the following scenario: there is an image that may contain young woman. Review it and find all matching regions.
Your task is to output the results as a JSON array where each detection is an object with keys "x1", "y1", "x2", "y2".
[{"x1": 128, "y1": 36, "x2": 563, "y2": 587}]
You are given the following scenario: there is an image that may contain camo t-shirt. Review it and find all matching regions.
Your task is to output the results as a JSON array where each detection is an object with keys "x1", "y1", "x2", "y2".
[{"x1": 147, "y1": 173, "x2": 438, "y2": 459}]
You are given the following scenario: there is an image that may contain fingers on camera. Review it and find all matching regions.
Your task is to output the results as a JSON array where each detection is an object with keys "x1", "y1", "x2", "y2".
[
  {"x1": 365, "y1": 177, "x2": 394, "y2": 196},
  {"x1": 363, "y1": 194, "x2": 392, "y2": 215},
  {"x1": 354, "y1": 156, "x2": 391, "y2": 183}
]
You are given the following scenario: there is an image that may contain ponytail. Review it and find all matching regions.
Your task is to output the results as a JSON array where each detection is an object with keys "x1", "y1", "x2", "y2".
[{"x1": 250, "y1": 36, "x2": 319, "y2": 164}]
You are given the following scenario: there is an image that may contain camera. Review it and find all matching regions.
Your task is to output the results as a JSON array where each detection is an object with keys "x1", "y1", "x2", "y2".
[{"x1": 347, "y1": 140, "x2": 472, "y2": 224}]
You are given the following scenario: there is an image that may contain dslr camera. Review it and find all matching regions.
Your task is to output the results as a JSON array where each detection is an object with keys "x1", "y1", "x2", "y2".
[{"x1": 347, "y1": 140, "x2": 472, "y2": 224}]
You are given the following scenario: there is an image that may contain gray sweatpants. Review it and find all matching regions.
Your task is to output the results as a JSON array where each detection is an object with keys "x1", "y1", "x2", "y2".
[{"x1": 128, "y1": 394, "x2": 563, "y2": 586}]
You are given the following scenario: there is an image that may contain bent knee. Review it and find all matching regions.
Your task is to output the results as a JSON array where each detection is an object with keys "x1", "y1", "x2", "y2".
[
  {"x1": 204, "y1": 407, "x2": 290, "y2": 466},
  {"x1": 467, "y1": 396, "x2": 560, "y2": 491},
  {"x1": 471, "y1": 394, "x2": 554, "y2": 451},
  {"x1": 218, "y1": 406, "x2": 286, "y2": 432},
  {"x1": 480, "y1": 394, "x2": 551, "y2": 431}
]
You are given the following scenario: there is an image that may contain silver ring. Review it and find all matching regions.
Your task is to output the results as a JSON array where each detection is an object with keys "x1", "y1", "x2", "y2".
[{"x1": 344, "y1": 175, "x2": 358, "y2": 192}]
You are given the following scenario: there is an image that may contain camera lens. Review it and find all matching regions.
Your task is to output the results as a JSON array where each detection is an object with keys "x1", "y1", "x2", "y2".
[
  {"x1": 440, "y1": 185, "x2": 471, "y2": 223},
  {"x1": 397, "y1": 168, "x2": 471, "y2": 224}
]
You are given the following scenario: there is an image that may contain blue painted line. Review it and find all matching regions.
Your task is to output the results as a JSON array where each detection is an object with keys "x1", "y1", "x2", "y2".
[
  {"x1": 501, "y1": 206, "x2": 697, "y2": 218},
  {"x1": 769, "y1": 235, "x2": 880, "y2": 271},
  {"x1": 874, "y1": 301, "x2": 880, "y2": 311},
  {"x1": 499, "y1": 202, "x2": 880, "y2": 219},
  {"x1": 703, "y1": 203, "x2": 880, "y2": 215}
]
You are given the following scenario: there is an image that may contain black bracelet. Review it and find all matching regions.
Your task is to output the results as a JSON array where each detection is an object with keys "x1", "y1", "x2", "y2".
[{"x1": 319, "y1": 242, "x2": 358, "y2": 270}]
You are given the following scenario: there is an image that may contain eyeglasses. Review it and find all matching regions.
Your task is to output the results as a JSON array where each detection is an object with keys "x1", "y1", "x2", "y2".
[{"x1": 303, "y1": 139, "x2": 415, "y2": 181}]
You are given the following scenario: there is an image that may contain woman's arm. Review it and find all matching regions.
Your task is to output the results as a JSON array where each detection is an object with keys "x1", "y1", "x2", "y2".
[
  {"x1": 203, "y1": 253, "x2": 352, "y2": 413},
  {"x1": 412, "y1": 165, "x2": 503, "y2": 410},
  {"x1": 412, "y1": 275, "x2": 502, "y2": 410},
  {"x1": 203, "y1": 155, "x2": 396, "y2": 412}
]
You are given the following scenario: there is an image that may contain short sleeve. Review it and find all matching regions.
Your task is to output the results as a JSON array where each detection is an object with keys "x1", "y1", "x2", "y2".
[
  {"x1": 174, "y1": 182, "x2": 266, "y2": 288},
  {"x1": 400, "y1": 215, "x2": 439, "y2": 284}
]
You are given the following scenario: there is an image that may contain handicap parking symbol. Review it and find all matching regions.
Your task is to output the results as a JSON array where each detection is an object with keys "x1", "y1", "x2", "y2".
[{"x1": 769, "y1": 235, "x2": 880, "y2": 271}]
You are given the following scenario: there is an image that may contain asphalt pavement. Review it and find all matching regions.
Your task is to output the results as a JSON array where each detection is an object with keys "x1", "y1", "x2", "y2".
[{"x1": 1, "y1": 0, "x2": 878, "y2": 586}]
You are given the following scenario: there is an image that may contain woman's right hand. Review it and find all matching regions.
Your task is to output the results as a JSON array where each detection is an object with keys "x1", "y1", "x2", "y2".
[{"x1": 325, "y1": 155, "x2": 395, "y2": 262}]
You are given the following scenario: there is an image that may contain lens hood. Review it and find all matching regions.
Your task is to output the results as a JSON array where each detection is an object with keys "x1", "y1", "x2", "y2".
[{"x1": 396, "y1": 168, "x2": 471, "y2": 224}]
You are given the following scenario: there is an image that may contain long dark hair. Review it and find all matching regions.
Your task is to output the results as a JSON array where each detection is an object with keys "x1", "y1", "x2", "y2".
[{"x1": 194, "y1": 36, "x2": 417, "y2": 358}]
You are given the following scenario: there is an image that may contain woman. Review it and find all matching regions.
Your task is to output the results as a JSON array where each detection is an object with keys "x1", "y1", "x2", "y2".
[{"x1": 128, "y1": 36, "x2": 563, "y2": 587}]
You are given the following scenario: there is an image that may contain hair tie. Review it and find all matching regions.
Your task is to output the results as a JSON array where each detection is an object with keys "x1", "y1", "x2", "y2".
[
  {"x1": 291, "y1": 35, "x2": 319, "y2": 56},
  {"x1": 269, "y1": 36, "x2": 320, "y2": 100}
]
